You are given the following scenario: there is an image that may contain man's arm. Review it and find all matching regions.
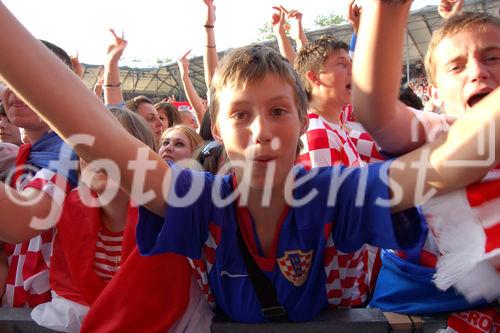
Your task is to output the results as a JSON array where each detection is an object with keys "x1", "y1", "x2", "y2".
[
  {"x1": 272, "y1": 6, "x2": 296, "y2": 65},
  {"x1": 352, "y1": 0, "x2": 429, "y2": 155},
  {"x1": 0, "y1": 186, "x2": 55, "y2": 243},
  {"x1": 203, "y1": 0, "x2": 218, "y2": 89},
  {"x1": 177, "y1": 50, "x2": 206, "y2": 125},
  {"x1": 103, "y1": 29, "x2": 126, "y2": 106},
  {"x1": 0, "y1": 3, "x2": 169, "y2": 216},
  {"x1": 391, "y1": 76, "x2": 500, "y2": 212},
  {"x1": 287, "y1": 9, "x2": 308, "y2": 53}
]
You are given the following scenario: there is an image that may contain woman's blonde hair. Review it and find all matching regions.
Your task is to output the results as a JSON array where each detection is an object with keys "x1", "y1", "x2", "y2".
[{"x1": 160, "y1": 125, "x2": 203, "y2": 154}]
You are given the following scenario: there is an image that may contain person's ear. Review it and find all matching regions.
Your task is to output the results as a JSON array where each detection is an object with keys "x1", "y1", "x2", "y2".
[
  {"x1": 429, "y1": 84, "x2": 442, "y2": 108},
  {"x1": 306, "y1": 70, "x2": 320, "y2": 87},
  {"x1": 211, "y1": 122, "x2": 223, "y2": 145},
  {"x1": 299, "y1": 114, "x2": 309, "y2": 137}
]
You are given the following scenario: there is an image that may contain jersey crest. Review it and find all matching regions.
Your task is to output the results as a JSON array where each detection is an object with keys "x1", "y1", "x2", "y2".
[{"x1": 277, "y1": 250, "x2": 313, "y2": 287}]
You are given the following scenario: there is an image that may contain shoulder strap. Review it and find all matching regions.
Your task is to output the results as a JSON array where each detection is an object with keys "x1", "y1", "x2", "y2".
[{"x1": 235, "y1": 222, "x2": 288, "y2": 322}]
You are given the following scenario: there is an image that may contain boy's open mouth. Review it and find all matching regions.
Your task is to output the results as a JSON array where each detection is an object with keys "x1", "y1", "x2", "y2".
[{"x1": 467, "y1": 91, "x2": 491, "y2": 108}]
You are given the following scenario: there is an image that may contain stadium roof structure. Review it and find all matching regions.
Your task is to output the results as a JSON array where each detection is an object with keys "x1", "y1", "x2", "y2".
[{"x1": 80, "y1": 0, "x2": 499, "y2": 100}]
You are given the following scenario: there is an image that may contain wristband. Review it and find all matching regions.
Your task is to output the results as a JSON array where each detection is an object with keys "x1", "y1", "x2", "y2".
[
  {"x1": 204, "y1": 24, "x2": 214, "y2": 28},
  {"x1": 103, "y1": 82, "x2": 121, "y2": 87},
  {"x1": 206, "y1": 45, "x2": 216, "y2": 48}
]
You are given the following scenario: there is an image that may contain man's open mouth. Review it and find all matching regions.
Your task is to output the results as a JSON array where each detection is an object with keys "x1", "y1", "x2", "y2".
[{"x1": 467, "y1": 91, "x2": 492, "y2": 108}]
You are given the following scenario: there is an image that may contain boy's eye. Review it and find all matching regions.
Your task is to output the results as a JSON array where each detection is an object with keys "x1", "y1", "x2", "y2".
[
  {"x1": 271, "y1": 108, "x2": 288, "y2": 116},
  {"x1": 485, "y1": 56, "x2": 500, "y2": 63},
  {"x1": 448, "y1": 64, "x2": 465, "y2": 73},
  {"x1": 231, "y1": 111, "x2": 249, "y2": 120}
]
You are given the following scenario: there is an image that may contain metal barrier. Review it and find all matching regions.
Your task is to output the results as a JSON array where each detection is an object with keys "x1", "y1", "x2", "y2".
[{"x1": 0, "y1": 307, "x2": 448, "y2": 333}]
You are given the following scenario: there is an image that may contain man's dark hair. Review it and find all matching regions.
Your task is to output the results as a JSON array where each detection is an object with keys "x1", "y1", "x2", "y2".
[
  {"x1": 399, "y1": 86, "x2": 424, "y2": 110},
  {"x1": 40, "y1": 40, "x2": 73, "y2": 70}
]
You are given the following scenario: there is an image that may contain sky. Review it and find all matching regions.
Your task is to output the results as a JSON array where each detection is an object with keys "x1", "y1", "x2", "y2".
[{"x1": 3, "y1": 0, "x2": 436, "y2": 67}]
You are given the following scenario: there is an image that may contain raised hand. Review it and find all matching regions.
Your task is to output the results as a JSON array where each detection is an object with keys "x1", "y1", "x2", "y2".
[
  {"x1": 177, "y1": 50, "x2": 191, "y2": 78},
  {"x1": 96, "y1": 66, "x2": 104, "y2": 85},
  {"x1": 93, "y1": 67, "x2": 104, "y2": 98},
  {"x1": 347, "y1": 0, "x2": 362, "y2": 34},
  {"x1": 106, "y1": 29, "x2": 127, "y2": 62},
  {"x1": 203, "y1": 0, "x2": 216, "y2": 26},
  {"x1": 166, "y1": 95, "x2": 176, "y2": 103},
  {"x1": 70, "y1": 51, "x2": 85, "y2": 78},
  {"x1": 271, "y1": 6, "x2": 289, "y2": 36},
  {"x1": 438, "y1": 0, "x2": 464, "y2": 19},
  {"x1": 287, "y1": 9, "x2": 304, "y2": 42}
]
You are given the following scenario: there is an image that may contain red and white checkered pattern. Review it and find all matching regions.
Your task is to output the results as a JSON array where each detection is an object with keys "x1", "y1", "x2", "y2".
[
  {"x1": 297, "y1": 112, "x2": 363, "y2": 169},
  {"x1": 340, "y1": 104, "x2": 384, "y2": 164},
  {"x1": 277, "y1": 250, "x2": 313, "y2": 287},
  {"x1": 346, "y1": 123, "x2": 385, "y2": 164},
  {"x1": 189, "y1": 222, "x2": 221, "y2": 309},
  {"x1": 323, "y1": 224, "x2": 369, "y2": 307},
  {"x1": 3, "y1": 168, "x2": 70, "y2": 308},
  {"x1": 297, "y1": 109, "x2": 377, "y2": 307}
]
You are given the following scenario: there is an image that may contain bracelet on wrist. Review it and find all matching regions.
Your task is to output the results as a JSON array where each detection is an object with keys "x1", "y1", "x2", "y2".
[
  {"x1": 103, "y1": 82, "x2": 121, "y2": 88},
  {"x1": 204, "y1": 24, "x2": 214, "y2": 28},
  {"x1": 206, "y1": 45, "x2": 216, "y2": 48}
]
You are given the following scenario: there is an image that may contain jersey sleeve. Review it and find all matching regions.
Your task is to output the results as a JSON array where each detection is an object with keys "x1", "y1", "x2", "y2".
[
  {"x1": 317, "y1": 161, "x2": 424, "y2": 252},
  {"x1": 136, "y1": 164, "x2": 218, "y2": 259}
]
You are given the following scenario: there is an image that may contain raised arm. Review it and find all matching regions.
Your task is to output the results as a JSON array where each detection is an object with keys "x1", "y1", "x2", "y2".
[
  {"x1": 352, "y1": 0, "x2": 429, "y2": 155},
  {"x1": 288, "y1": 9, "x2": 308, "y2": 53},
  {"x1": 272, "y1": 6, "x2": 296, "y2": 64},
  {"x1": 177, "y1": 50, "x2": 206, "y2": 125},
  {"x1": 93, "y1": 66, "x2": 104, "y2": 102},
  {"x1": 0, "y1": 3, "x2": 168, "y2": 216},
  {"x1": 347, "y1": 0, "x2": 360, "y2": 56},
  {"x1": 70, "y1": 52, "x2": 85, "y2": 79},
  {"x1": 203, "y1": 0, "x2": 218, "y2": 89},
  {"x1": 103, "y1": 29, "x2": 126, "y2": 106}
]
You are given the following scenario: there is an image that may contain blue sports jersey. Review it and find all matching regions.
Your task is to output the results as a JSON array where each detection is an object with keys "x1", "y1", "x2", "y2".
[{"x1": 137, "y1": 162, "x2": 424, "y2": 323}]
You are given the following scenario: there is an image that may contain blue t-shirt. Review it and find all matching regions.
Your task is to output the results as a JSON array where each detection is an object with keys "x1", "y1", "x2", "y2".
[{"x1": 137, "y1": 162, "x2": 424, "y2": 323}]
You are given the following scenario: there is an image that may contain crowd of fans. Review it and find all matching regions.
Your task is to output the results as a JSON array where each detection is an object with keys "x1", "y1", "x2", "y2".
[{"x1": 0, "y1": 0, "x2": 499, "y2": 332}]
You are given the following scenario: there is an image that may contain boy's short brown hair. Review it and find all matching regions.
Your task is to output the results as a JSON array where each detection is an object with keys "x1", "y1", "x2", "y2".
[
  {"x1": 295, "y1": 35, "x2": 349, "y2": 100},
  {"x1": 208, "y1": 44, "x2": 308, "y2": 126},
  {"x1": 425, "y1": 11, "x2": 500, "y2": 85}
]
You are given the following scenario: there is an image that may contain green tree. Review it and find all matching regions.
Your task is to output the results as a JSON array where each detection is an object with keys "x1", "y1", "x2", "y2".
[
  {"x1": 156, "y1": 57, "x2": 172, "y2": 66},
  {"x1": 257, "y1": 22, "x2": 276, "y2": 42},
  {"x1": 313, "y1": 13, "x2": 346, "y2": 28}
]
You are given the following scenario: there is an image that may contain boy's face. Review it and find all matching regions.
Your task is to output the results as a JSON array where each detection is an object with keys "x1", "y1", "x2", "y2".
[
  {"x1": 312, "y1": 49, "x2": 352, "y2": 107},
  {"x1": 214, "y1": 73, "x2": 308, "y2": 190},
  {"x1": 432, "y1": 24, "x2": 500, "y2": 117}
]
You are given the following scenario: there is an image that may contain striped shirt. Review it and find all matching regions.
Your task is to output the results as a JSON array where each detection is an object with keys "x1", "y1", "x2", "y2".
[{"x1": 94, "y1": 226, "x2": 123, "y2": 281}]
